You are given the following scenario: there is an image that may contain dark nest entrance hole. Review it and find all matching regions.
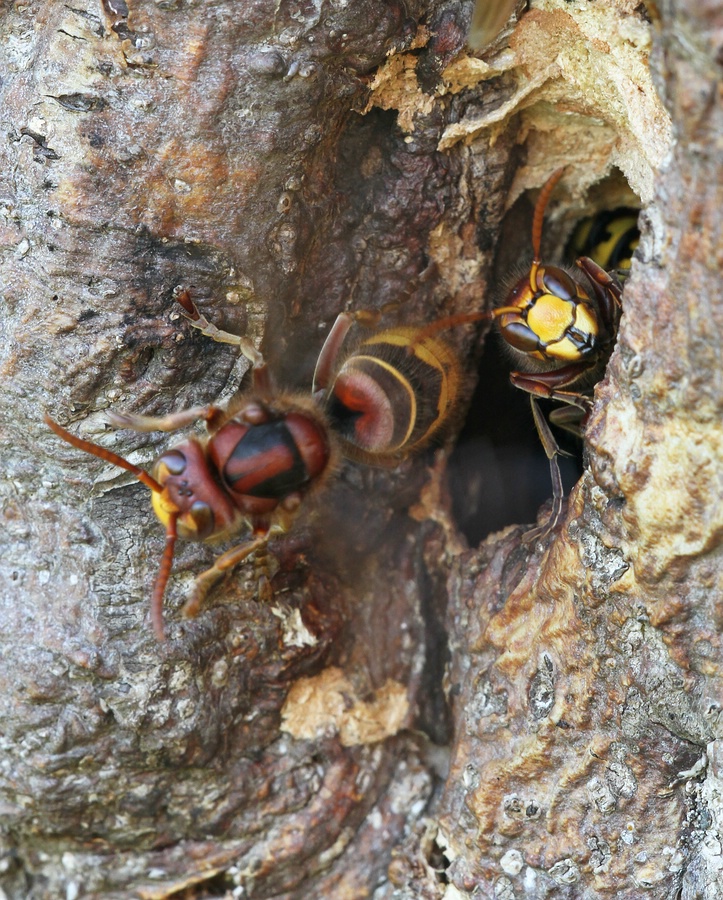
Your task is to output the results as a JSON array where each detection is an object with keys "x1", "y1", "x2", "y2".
[{"x1": 448, "y1": 342, "x2": 584, "y2": 546}]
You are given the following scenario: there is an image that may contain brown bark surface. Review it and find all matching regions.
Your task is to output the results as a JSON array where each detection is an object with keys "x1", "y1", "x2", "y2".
[{"x1": 0, "y1": 1, "x2": 720, "y2": 898}]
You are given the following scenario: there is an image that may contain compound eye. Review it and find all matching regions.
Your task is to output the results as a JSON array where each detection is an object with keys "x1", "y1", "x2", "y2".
[
  {"x1": 542, "y1": 267, "x2": 578, "y2": 300},
  {"x1": 186, "y1": 501, "x2": 215, "y2": 540},
  {"x1": 158, "y1": 449, "x2": 187, "y2": 476},
  {"x1": 500, "y1": 320, "x2": 541, "y2": 353}
]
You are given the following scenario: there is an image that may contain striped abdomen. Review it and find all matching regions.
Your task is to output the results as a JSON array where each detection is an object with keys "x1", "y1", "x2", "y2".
[{"x1": 325, "y1": 327, "x2": 461, "y2": 463}]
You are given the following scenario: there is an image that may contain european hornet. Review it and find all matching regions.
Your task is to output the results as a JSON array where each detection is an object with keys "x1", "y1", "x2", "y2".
[
  {"x1": 490, "y1": 168, "x2": 624, "y2": 541},
  {"x1": 46, "y1": 292, "x2": 480, "y2": 640}
]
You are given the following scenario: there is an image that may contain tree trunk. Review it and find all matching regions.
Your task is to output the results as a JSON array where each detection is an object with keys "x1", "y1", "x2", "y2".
[{"x1": 0, "y1": 0, "x2": 720, "y2": 898}]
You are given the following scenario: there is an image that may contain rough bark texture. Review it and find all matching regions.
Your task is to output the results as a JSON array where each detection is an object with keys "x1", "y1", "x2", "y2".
[{"x1": 0, "y1": 0, "x2": 720, "y2": 898}]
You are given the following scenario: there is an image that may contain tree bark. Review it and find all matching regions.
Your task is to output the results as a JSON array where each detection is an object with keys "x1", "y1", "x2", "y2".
[{"x1": 0, "y1": 0, "x2": 720, "y2": 898}]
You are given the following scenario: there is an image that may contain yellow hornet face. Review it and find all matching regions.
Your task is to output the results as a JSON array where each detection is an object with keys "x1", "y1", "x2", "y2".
[
  {"x1": 498, "y1": 264, "x2": 601, "y2": 363},
  {"x1": 151, "y1": 441, "x2": 239, "y2": 541}
]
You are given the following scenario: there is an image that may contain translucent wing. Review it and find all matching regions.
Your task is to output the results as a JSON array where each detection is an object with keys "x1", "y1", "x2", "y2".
[{"x1": 468, "y1": 0, "x2": 518, "y2": 50}]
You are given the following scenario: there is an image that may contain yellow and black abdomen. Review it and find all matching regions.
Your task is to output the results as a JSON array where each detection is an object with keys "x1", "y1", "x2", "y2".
[
  {"x1": 568, "y1": 208, "x2": 640, "y2": 276},
  {"x1": 325, "y1": 327, "x2": 461, "y2": 464}
]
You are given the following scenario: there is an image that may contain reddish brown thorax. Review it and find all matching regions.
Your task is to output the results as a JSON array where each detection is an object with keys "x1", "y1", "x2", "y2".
[
  {"x1": 150, "y1": 404, "x2": 332, "y2": 540},
  {"x1": 208, "y1": 409, "x2": 331, "y2": 510}
]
